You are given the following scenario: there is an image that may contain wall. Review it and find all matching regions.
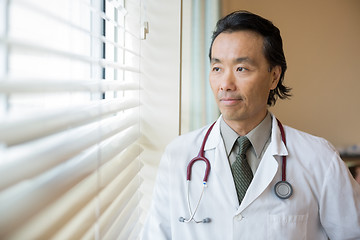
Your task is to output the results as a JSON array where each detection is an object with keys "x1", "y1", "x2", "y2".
[{"x1": 222, "y1": 0, "x2": 360, "y2": 147}]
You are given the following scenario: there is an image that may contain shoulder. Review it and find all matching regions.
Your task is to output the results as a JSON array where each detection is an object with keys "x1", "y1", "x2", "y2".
[
  {"x1": 283, "y1": 125, "x2": 337, "y2": 154},
  {"x1": 282, "y1": 125, "x2": 341, "y2": 169}
]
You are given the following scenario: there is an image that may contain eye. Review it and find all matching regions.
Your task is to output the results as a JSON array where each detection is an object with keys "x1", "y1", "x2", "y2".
[
  {"x1": 212, "y1": 67, "x2": 221, "y2": 72},
  {"x1": 236, "y1": 67, "x2": 247, "y2": 72}
]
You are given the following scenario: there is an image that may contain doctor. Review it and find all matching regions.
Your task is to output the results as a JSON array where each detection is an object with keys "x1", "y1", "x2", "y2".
[{"x1": 142, "y1": 10, "x2": 360, "y2": 239}]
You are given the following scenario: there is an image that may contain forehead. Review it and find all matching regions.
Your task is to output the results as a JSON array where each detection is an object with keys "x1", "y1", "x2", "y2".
[{"x1": 211, "y1": 30, "x2": 265, "y2": 61}]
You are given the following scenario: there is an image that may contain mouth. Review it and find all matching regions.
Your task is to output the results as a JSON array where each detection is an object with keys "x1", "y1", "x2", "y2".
[{"x1": 219, "y1": 97, "x2": 243, "y2": 106}]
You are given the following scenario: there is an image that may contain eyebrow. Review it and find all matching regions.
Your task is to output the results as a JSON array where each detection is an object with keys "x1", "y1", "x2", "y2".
[
  {"x1": 210, "y1": 58, "x2": 221, "y2": 64},
  {"x1": 210, "y1": 57, "x2": 256, "y2": 65}
]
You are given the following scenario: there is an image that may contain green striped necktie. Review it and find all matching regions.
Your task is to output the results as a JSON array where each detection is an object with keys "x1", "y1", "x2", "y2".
[{"x1": 231, "y1": 136, "x2": 253, "y2": 204}]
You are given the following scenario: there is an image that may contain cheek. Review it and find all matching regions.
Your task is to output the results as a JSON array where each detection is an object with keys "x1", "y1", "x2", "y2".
[
  {"x1": 243, "y1": 80, "x2": 271, "y2": 103},
  {"x1": 209, "y1": 77, "x2": 219, "y2": 94}
]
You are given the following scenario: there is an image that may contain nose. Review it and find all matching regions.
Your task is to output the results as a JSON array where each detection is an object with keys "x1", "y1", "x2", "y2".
[{"x1": 220, "y1": 71, "x2": 236, "y2": 91}]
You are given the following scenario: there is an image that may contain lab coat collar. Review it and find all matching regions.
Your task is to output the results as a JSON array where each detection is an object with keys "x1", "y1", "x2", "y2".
[
  {"x1": 203, "y1": 115, "x2": 222, "y2": 151},
  {"x1": 269, "y1": 113, "x2": 288, "y2": 157},
  {"x1": 203, "y1": 114, "x2": 288, "y2": 156}
]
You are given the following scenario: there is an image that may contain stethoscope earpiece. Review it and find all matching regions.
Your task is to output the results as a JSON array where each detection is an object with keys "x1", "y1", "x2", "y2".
[{"x1": 202, "y1": 218, "x2": 211, "y2": 223}]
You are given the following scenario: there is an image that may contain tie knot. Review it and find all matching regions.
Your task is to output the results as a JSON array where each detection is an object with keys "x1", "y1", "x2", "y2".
[{"x1": 237, "y1": 136, "x2": 251, "y2": 156}]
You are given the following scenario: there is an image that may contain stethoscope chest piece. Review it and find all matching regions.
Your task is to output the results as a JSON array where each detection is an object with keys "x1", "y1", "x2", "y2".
[{"x1": 274, "y1": 181, "x2": 293, "y2": 199}]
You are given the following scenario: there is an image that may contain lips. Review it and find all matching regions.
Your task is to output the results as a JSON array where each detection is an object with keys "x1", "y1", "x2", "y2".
[
  {"x1": 220, "y1": 97, "x2": 242, "y2": 101},
  {"x1": 218, "y1": 94, "x2": 243, "y2": 105},
  {"x1": 218, "y1": 93, "x2": 243, "y2": 101}
]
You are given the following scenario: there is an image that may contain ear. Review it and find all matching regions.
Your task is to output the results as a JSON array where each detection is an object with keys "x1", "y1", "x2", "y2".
[{"x1": 270, "y1": 65, "x2": 281, "y2": 90}]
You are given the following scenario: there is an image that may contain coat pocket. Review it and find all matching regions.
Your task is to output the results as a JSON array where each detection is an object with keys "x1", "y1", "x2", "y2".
[{"x1": 267, "y1": 214, "x2": 308, "y2": 240}]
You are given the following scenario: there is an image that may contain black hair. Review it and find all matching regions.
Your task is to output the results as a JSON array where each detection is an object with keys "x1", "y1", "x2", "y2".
[{"x1": 209, "y1": 10, "x2": 291, "y2": 106}]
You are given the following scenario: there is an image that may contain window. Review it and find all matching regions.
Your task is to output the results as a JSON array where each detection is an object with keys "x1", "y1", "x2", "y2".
[{"x1": 0, "y1": 0, "x2": 144, "y2": 239}]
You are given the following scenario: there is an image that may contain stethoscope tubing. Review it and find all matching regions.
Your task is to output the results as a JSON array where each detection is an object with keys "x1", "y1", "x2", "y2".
[
  {"x1": 183, "y1": 181, "x2": 207, "y2": 223},
  {"x1": 274, "y1": 119, "x2": 293, "y2": 199},
  {"x1": 180, "y1": 122, "x2": 215, "y2": 224},
  {"x1": 277, "y1": 119, "x2": 287, "y2": 182},
  {"x1": 180, "y1": 118, "x2": 292, "y2": 223},
  {"x1": 186, "y1": 122, "x2": 216, "y2": 183}
]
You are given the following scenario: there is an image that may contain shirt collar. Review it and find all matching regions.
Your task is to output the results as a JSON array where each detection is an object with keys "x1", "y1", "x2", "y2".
[{"x1": 220, "y1": 112, "x2": 272, "y2": 158}]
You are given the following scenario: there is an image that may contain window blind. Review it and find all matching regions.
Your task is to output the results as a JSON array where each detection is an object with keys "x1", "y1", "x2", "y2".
[{"x1": 0, "y1": 0, "x2": 144, "y2": 239}]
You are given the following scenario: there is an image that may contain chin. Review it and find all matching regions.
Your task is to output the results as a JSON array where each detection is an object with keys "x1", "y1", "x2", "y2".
[{"x1": 221, "y1": 111, "x2": 244, "y2": 122}]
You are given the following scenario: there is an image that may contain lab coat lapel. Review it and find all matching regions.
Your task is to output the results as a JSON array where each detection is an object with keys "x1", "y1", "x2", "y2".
[
  {"x1": 238, "y1": 115, "x2": 288, "y2": 213},
  {"x1": 237, "y1": 148, "x2": 278, "y2": 213},
  {"x1": 204, "y1": 117, "x2": 240, "y2": 208}
]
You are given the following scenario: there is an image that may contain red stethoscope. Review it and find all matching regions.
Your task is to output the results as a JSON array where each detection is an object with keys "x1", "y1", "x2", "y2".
[{"x1": 179, "y1": 119, "x2": 293, "y2": 224}]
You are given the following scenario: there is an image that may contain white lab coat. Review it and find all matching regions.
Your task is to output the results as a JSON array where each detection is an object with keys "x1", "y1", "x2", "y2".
[{"x1": 142, "y1": 115, "x2": 360, "y2": 240}]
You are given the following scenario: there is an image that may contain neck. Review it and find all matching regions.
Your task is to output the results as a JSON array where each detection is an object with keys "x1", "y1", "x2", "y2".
[{"x1": 224, "y1": 110, "x2": 268, "y2": 136}]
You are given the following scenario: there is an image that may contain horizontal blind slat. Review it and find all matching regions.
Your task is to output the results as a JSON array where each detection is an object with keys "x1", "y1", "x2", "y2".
[
  {"x1": 127, "y1": 222, "x2": 144, "y2": 240},
  {"x1": 85, "y1": 2, "x2": 139, "y2": 40},
  {"x1": 96, "y1": 180, "x2": 141, "y2": 239},
  {"x1": 103, "y1": 191, "x2": 141, "y2": 240},
  {"x1": 0, "y1": 126, "x2": 140, "y2": 237},
  {"x1": 11, "y1": 0, "x2": 140, "y2": 46},
  {"x1": 0, "y1": 79, "x2": 140, "y2": 93},
  {"x1": 52, "y1": 160, "x2": 143, "y2": 240},
  {"x1": 0, "y1": 98, "x2": 139, "y2": 146},
  {"x1": 0, "y1": 113, "x2": 139, "y2": 191},
  {"x1": 5, "y1": 144, "x2": 143, "y2": 240},
  {"x1": 118, "y1": 208, "x2": 143, "y2": 240},
  {"x1": 105, "y1": 0, "x2": 127, "y2": 14},
  {"x1": 81, "y1": 176, "x2": 142, "y2": 240},
  {"x1": 100, "y1": 35, "x2": 140, "y2": 57},
  {"x1": 0, "y1": 37, "x2": 140, "y2": 72},
  {"x1": 13, "y1": 0, "x2": 91, "y2": 38},
  {"x1": 1, "y1": 0, "x2": 144, "y2": 239}
]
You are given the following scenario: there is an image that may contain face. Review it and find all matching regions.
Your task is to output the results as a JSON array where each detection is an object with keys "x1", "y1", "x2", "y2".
[{"x1": 209, "y1": 30, "x2": 281, "y2": 133}]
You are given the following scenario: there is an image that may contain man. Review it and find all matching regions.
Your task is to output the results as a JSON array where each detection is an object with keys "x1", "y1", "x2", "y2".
[{"x1": 142, "y1": 11, "x2": 360, "y2": 239}]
